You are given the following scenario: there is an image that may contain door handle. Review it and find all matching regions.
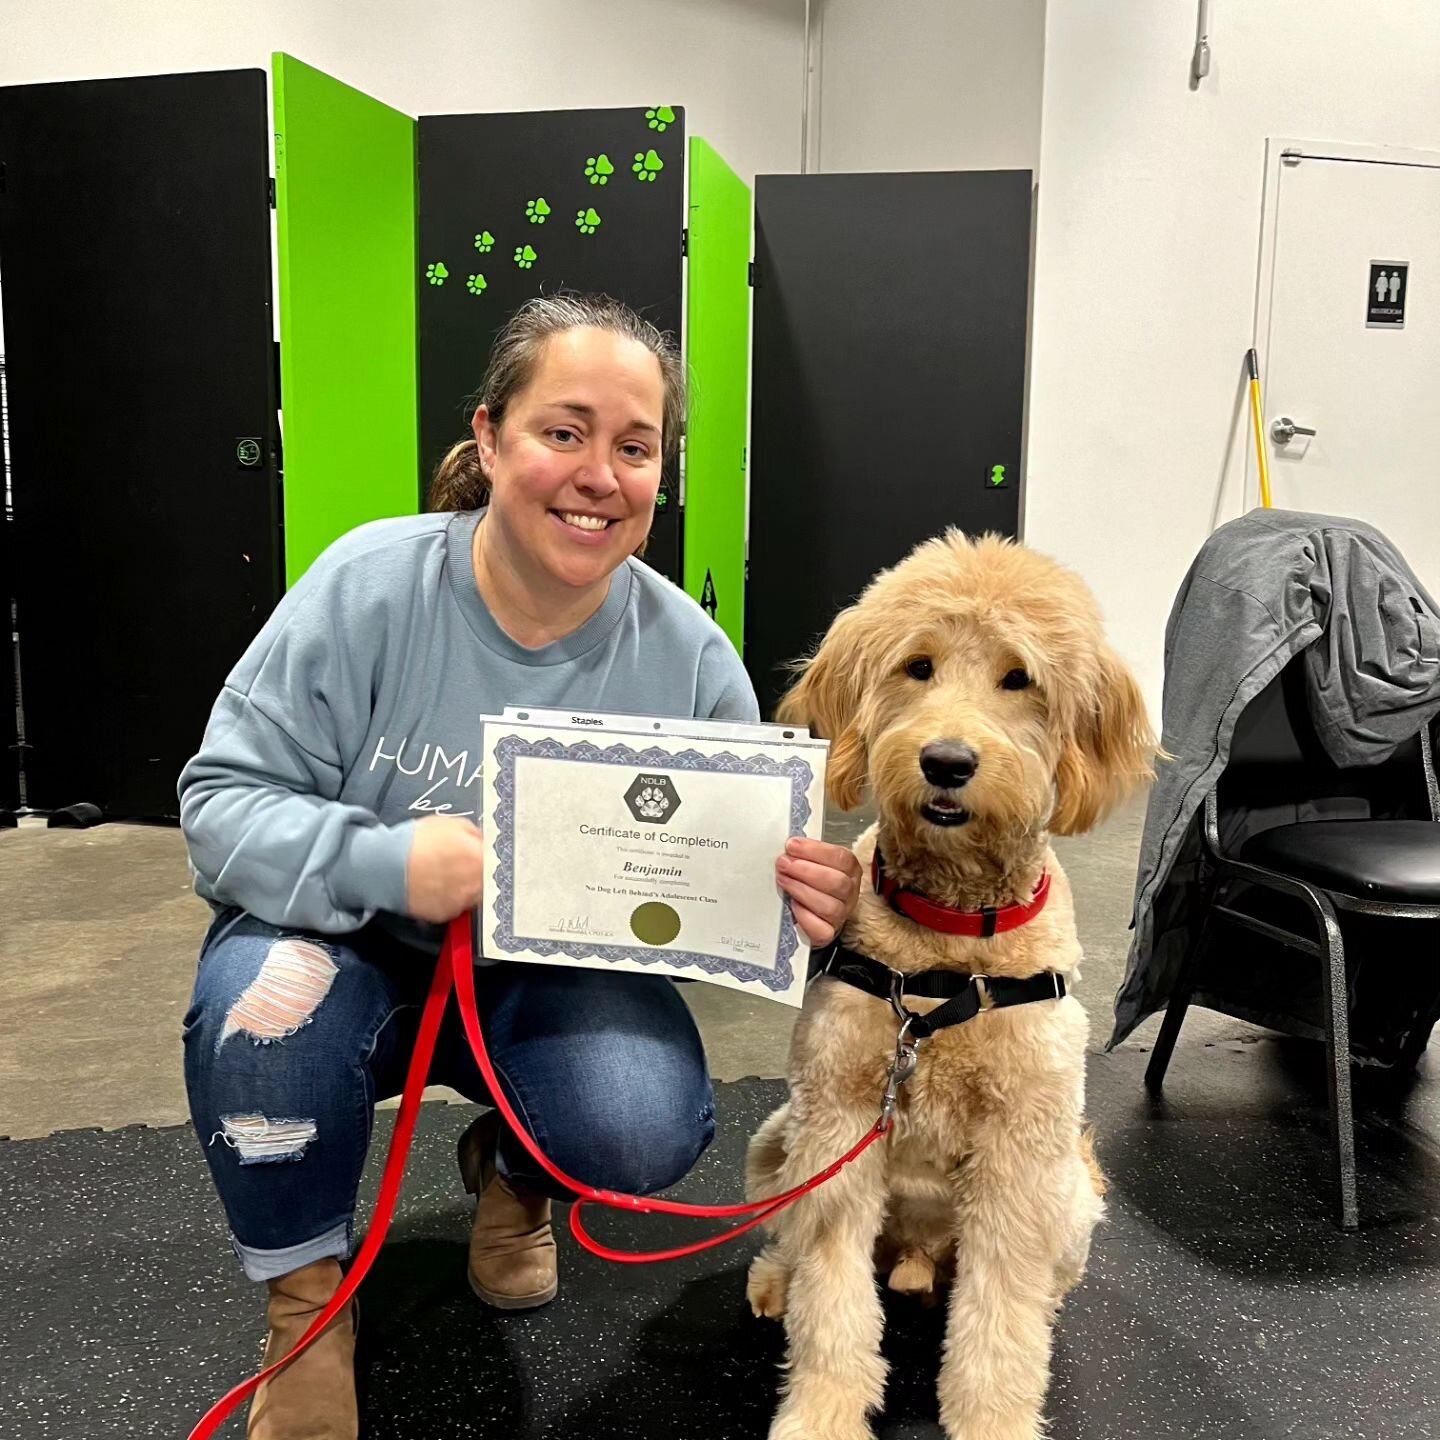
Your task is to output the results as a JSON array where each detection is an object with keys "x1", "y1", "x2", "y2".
[{"x1": 1271, "y1": 416, "x2": 1317, "y2": 445}]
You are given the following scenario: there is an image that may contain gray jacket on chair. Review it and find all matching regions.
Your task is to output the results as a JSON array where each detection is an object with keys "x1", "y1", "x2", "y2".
[{"x1": 1108, "y1": 508, "x2": 1440, "y2": 1050}]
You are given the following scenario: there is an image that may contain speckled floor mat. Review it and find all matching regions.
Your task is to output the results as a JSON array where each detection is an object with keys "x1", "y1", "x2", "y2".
[{"x1": 3, "y1": 1045, "x2": 1438, "y2": 1439}]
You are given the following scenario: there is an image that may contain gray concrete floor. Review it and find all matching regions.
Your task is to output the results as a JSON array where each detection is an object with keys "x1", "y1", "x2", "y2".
[{"x1": 0, "y1": 796, "x2": 1248, "y2": 1141}]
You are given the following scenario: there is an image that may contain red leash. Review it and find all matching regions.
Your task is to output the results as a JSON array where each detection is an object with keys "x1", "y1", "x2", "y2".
[
  {"x1": 447, "y1": 915, "x2": 889, "y2": 1262},
  {"x1": 190, "y1": 916, "x2": 892, "y2": 1435}
]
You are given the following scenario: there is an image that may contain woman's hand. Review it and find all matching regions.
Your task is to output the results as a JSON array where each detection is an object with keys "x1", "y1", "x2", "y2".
[
  {"x1": 406, "y1": 816, "x2": 486, "y2": 923},
  {"x1": 776, "y1": 838, "x2": 863, "y2": 947}
]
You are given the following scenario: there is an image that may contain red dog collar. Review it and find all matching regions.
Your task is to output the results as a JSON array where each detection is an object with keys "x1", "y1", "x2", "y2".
[{"x1": 871, "y1": 848, "x2": 1051, "y2": 937}]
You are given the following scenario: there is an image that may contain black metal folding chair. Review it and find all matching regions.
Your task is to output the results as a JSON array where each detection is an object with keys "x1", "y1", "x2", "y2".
[{"x1": 1144, "y1": 658, "x2": 1440, "y2": 1229}]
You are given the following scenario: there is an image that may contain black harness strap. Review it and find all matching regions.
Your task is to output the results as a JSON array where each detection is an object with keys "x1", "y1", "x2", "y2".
[{"x1": 817, "y1": 943, "x2": 1066, "y2": 1040}]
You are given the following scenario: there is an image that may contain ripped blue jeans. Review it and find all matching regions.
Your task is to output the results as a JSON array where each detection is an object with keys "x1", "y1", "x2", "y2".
[{"x1": 183, "y1": 909, "x2": 716, "y2": 1281}]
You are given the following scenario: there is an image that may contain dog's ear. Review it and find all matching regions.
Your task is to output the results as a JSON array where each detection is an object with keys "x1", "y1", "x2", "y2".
[
  {"x1": 776, "y1": 605, "x2": 869, "y2": 812},
  {"x1": 1052, "y1": 644, "x2": 1155, "y2": 836}
]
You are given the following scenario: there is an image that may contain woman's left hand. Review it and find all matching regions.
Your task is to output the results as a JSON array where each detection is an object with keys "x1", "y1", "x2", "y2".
[{"x1": 776, "y1": 838, "x2": 863, "y2": 947}]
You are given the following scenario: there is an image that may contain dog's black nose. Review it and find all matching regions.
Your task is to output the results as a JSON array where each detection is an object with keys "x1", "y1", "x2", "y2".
[{"x1": 920, "y1": 741, "x2": 978, "y2": 789}]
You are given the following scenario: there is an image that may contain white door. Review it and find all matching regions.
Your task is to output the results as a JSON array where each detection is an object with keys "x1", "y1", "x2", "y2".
[{"x1": 1258, "y1": 141, "x2": 1440, "y2": 591}]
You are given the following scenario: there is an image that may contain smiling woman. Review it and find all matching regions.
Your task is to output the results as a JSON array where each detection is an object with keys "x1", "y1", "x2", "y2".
[
  {"x1": 468, "y1": 323, "x2": 671, "y2": 640},
  {"x1": 174, "y1": 292, "x2": 865, "y2": 1436},
  {"x1": 429, "y1": 292, "x2": 682, "y2": 535}
]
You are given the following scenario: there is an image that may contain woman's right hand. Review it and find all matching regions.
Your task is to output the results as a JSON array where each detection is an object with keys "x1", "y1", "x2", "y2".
[{"x1": 405, "y1": 815, "x2": 487, "y2": 923}]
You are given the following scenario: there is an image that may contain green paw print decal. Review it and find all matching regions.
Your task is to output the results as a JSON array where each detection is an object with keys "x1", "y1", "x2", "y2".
[
  {"x1": 513, "y1": 244, "x2": 538, "y2": 270},
  {"x1": 575, "y1": 207, "x2": 602, "y2": 235},
  {"x1": 585, "y1": 154, "x2": 614, "y2": 186},
  {"x1": 466, "y1": 274, "x2": 488, "y2": 296},
  {"x1": 425, "y1": 261, "x2": 449, "y2": 286},
  {"x1": 633, "y1": 149, "x2": 664, "y2": 182},
  {"x1": 473, "y1": 230, "x2": 495, "y2": 253},
  {"x1": 525, "y1": 197, "x2": 551, "y2": 225},
  {"x1": 646, "y1": 106, "x2": 676, "y2": 133}
]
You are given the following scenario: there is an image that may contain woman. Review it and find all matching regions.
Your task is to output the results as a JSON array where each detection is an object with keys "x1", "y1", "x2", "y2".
[{"x1": 178, "y1": 293, "x2": 861, "y2": 1439}]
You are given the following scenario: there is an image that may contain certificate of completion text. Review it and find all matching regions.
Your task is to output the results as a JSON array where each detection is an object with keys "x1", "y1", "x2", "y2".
[{"x1": 479, "y1": 721, "x2": 829, "y2": 1006}]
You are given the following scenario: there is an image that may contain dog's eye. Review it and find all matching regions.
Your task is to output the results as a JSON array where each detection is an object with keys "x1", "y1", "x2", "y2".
[
  {"x1": 1001, "y1": 668, "x2": 1032, "y2": 691},
  {"x1": 905, "y1": 657, "x2": 934, "y2": 682}
]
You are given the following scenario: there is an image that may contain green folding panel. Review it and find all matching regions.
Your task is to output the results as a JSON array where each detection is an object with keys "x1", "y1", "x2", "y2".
[
  {"x1": 273, "y1": 54, "x2": 418, "y2": 585},
  {"x1": 683, "y1": 137, "x2": 751, "y2": 654}
]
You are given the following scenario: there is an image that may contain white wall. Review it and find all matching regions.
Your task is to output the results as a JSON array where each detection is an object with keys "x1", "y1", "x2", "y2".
[
  {"x1": 1025, "y1": 1, "x2": 1440, "y2": 719},
  {"x1": 0, "y1": 0, "x2": 804, "y2": 187},
  {"x1": 813, "y1": 0, "x2": 1045, "y2": 174}
]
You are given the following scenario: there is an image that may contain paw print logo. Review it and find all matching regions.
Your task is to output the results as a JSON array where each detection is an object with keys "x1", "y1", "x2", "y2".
[
  {"x1": 585, "y1": 154, "x2": 615, "y2": 186},
  {"x1": 575, "y1": 207, "x2": 602, "y2": 235},
  {"x1": 473, "y1": 230, "x2": 495, "y2": 253},
  {"x1": 633, "y1": 149, "x2": 664, "y2": 182},
  {"x1": 625, "y1": 773, "x2": 681, "y2": 825},
  {"x1": 466, "y1": 274, "x2": 488, "y2": 296},
  {"x1": 425, "y1": 261, "x2": 449, "y2": 286},
  {"x1": 645, "y1": 106, "x2": 676, "y2": 133},
  {"x1": 525, "y1": 197, "x2": 551, "y2": 225},
  {"x1": 513, "y1": 244, "x2": 538, "y2": 270}
]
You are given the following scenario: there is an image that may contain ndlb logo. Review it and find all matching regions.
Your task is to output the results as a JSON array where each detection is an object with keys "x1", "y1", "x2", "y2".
[{"x1": 625, "y1": 773, "x2": 680, "y2": 824}]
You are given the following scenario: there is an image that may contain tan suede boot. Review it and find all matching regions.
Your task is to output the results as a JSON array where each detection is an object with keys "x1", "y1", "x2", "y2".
[
  {"x1": 458, "y1": 1110, "x2": 558, "y2": 1310},
  {"x1": 247, "y1": 1258, "x2": 358, "y2": 1440}
]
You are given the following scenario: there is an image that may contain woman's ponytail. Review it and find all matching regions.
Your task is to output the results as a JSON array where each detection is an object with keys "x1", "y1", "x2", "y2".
[{"x1": 428, "y1": 438, "x2": 489, "y2": 512}]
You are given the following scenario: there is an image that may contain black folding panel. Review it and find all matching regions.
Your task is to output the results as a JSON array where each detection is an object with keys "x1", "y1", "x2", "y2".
[
  {"x1": 746, "y1": 171, "x2": 1032, "y2": 715},
  {"x1": 418, "y1": 107, "x2": 686, "y2": 581},
  {"x1": 1, "y1": 486, "x2": 18, "y2": 819},
  {"x1": 0, "y1": 71, "x2": 281, "y2": 819}
]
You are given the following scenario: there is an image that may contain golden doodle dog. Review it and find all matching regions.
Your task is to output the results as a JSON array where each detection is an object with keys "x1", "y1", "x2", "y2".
[{"x1": 746, "y1": 531, "x2": 1155, "y2": 1440}]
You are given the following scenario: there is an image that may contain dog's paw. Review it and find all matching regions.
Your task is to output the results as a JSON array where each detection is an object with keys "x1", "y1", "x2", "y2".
[
  {"x1": 939, "y1": 1406, "x2": 1045, "y2": 1440},
  {"x1": 769, "y1": 1405, "x2": 876, "y2": 1440},
  {"x1": 886, "y1": 1248, "x2": 937, "y2": 1299},
  {"x1": 747, "y1": 1248, "x2": 790, "y2": 1319}
]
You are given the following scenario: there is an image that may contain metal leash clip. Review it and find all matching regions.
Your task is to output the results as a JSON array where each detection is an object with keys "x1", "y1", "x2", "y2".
[{"x1": 880, "y1": 1015, "x2": 921, "y2": 1127}]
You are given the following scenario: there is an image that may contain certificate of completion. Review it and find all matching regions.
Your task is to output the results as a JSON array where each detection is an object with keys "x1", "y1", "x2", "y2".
[{"x1": 478, "y1": 717, "x2": 829, "y2": 1006}]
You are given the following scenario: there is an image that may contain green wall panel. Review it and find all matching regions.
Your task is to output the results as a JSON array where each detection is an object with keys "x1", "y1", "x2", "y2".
[
  {"x1": 683, "y1": 137, "x2": 751, "y2": 654},
  {"x1": 273, "y1": 54, "x2": 417, "y2": 586}
]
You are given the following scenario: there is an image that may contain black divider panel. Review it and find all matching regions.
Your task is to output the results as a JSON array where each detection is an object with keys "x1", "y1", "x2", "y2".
[
  {"x1": 1, "y1": 485, "x2": 17, "y2": 816},
  {"x1": 0, "y1": 71, "x2": 280, "y2": 819},
  {"x1": 418, "y1": 106, "x2": 685, "y2": 582},
  {"x1": 746, "y1": 171, "x2": 1031, "y2": 715}
]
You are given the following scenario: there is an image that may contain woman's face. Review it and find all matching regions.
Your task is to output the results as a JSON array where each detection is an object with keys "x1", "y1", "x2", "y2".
[{"x1": 473, "y1": 327, "x2": 665, "y2": 592}]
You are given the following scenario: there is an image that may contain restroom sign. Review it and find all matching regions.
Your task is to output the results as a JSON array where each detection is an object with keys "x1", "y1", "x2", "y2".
[{"x1": 1367, "y1": 261, "x2": 1408, "y2": 329}]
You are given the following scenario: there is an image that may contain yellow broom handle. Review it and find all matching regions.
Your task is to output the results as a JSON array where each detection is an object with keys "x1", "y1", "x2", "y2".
[{"x1": 1247, "y1": 348, "x2": 1273, "y2": 509}]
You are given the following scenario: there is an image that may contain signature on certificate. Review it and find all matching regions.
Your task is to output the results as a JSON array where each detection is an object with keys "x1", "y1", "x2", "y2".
[
  {"x1": 548, "y1": 914, "x2": 596, "y2": 936},
  {"x1": 719, "y1": 934, "x2": 764, "y2": 955}
]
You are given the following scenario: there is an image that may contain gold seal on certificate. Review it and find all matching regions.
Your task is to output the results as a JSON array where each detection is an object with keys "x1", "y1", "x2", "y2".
[{"x1": 478, "y1": 711, "x2": 829, "y2": 1007}]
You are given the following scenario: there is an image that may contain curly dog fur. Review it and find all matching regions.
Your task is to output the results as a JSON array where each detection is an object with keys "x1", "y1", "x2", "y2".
[{"x1": 746, "y1": 531, "x2": 1154, "y2": 1440}]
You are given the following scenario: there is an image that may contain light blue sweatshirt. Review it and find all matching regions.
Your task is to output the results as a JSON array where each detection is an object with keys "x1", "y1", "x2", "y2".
[{"x1": 178, "y1": 510, "x2": 759, "y2": 948}]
